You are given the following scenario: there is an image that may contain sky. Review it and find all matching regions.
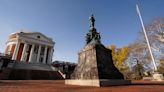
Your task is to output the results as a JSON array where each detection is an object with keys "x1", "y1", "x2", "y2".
[{"x1": 0, "y1": 0, "x2": 164, "y2": 63}]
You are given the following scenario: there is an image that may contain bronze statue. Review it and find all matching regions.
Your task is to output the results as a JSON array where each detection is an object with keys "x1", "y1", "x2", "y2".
[
  {"x1": 89, "y1": 14, "x2": 95, "y2": 28},
  {"x1": 85, "y1": 15, "x2": 101, "y2": 45}
]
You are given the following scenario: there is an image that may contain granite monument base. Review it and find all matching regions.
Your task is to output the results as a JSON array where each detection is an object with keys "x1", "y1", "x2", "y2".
[
  {"x1": 71, "y1": 44, "x2": 124, "y2": 80},
  {"x1": 66, "y1": 44, "x2": 125, "y2": 87}
]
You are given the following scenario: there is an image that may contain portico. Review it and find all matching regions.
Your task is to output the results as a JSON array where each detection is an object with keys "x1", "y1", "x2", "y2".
[{"x1": 5, "y1": 31, "x2": 55, "y2": 64}]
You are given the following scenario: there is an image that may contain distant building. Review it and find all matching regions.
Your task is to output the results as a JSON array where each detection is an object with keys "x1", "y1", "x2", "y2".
[
  {"x1": 52, "y1": 61, "x2": 77, "y2": 79},
  {"x1": 5, "y1": 31, "x2": 55, "y2": 64}
]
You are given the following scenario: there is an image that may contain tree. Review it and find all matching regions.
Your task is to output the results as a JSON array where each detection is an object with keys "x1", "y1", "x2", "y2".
[
  {"x1": 126, "y1": 17, "x2": 164, "y2": 71},
  {"x1": 126, "y1": 41, "x2": 151, "y2": 70},
  {"x1": 119, "y1": 64, "x2": 134, "y2": 79},
  {"x1": 132, "y1": 58, "x2": 144, "y2": 80},
  {"x1": 107, "y1": 45, "x2": 129, "y2": 70},
  {"x1": 158, "y1": 59, "x2": 164, "y2": 74}
]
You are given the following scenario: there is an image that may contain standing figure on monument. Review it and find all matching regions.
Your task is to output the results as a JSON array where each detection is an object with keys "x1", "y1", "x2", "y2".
[
  {"x1": 89, "y1": 14, "x2": 95, "y2": 28},
  {"x1": 85, "y1": 15, "x2": 102, "y2": 45}
]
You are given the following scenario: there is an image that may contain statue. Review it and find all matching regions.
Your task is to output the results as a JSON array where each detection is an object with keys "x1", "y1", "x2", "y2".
[
  {"x1": 85, "y1": 15, "x2": 101, "y2": 45},
  {"x1": 69, "y1": 15, "x2": 124, "y2": 83},
  {"x1": 89, "y1": 14, "x2": 95, "y2": 28},
  {"x1": 68, "y1": 15, "x2": 124, "y2": 87},
  {"x1": 85, "y1": 33, "x2": 91, "y2": 45}
]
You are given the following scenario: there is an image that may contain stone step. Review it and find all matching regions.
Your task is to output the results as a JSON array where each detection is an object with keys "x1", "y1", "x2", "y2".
[
  {"x1": 0, "y1": 68, "x2": 12, "y2": 79},
  {"x1": 12, "y1": 62, "x2": 57, "y2": 71},
  {"x1": 0, "y1": 61, "x2": 65, "y2": 79},
  {"x1": 9, "y1": 69, "x2": 64, "y2": 80}
]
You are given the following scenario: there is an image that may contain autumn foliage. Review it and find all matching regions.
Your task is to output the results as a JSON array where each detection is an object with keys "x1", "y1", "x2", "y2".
[{"x1": 107, "y1": 45, "x2": 129, "y2": 70}]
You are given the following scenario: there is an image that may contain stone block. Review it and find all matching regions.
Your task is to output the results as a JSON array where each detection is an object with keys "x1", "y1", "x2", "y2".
[
  {"x1": 65, "y1": 79, "x2": 131, "y2": 87},
  {"x1": 71, "y1": 44, "x2": 124, "y2": 80},
  {"x1": 153, "y1": 73, "x2": 164, "y2": 81}
]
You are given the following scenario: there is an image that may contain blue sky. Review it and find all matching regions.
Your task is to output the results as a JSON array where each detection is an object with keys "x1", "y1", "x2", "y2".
[{"x1": 0, "y1": 0, "x2": 164, "y2": 63}]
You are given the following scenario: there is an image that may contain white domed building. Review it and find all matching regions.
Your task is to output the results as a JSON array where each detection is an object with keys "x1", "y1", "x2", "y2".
[{"x1": 5, "y1": 31, "x2": 55, "y2": 64}]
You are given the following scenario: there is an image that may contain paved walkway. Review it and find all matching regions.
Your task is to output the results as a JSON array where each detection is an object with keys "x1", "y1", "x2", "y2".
[{"x1": 0, "y1": 80, "x2": 163, "y2": 92}]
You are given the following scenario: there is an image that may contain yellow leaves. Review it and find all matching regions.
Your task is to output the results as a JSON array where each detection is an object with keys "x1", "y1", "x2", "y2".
[{"x1": 107, "y1": 45, "x2": 129, "y2": 70}]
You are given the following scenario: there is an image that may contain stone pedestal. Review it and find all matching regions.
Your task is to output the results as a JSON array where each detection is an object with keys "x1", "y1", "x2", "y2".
[
  {"x1": 152, "y1": 73, "x2": 164, "y2": 81},
  {"x1": 71, "y1": 44, "x2": 124, "y2": 79}
]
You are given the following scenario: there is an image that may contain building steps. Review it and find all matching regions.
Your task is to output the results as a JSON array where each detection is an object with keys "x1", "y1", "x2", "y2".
[
  {"x1": 12, "y1": 62, "x2": 57, "y2": 71},
  {"x1": 9, "y1": 69, "x2": 64, "y2": 80},
  {"x1": 0, "y1": 61, "x2": 65, "y2": 80},
  {"x1": 0, "y1": 68, "x2": 12, "y2": 79}
]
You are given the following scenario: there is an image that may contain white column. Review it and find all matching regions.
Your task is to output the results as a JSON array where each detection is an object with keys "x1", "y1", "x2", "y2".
[
  {"x1": 36, "y1": 45, "x2": 41, "y2": 63},
  {"x1": 12, "y1": 42, "x2": 20, "y2": 60},
  {"x1": 47, "y1": 47, "x2": 53, "y2": 64},
  {"x1": 43, "y1": 46, "x2": 48, "y2": 64},
  {"x1": 29, "y1": 44, "x2": 35, "y2": 62},
  {"x1": 20, "y1": 43, "x2": 28, "y2": 61}
]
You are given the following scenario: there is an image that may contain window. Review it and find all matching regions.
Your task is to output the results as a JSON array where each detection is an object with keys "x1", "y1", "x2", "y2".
[{"x1": 37, "y1": 35, "x2": 40, "y2": 39}]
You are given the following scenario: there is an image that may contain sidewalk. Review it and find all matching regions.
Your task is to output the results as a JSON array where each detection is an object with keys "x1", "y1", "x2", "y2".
[{"x1": 0, "y1": 80, "x2": 163, "y2": 92}]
